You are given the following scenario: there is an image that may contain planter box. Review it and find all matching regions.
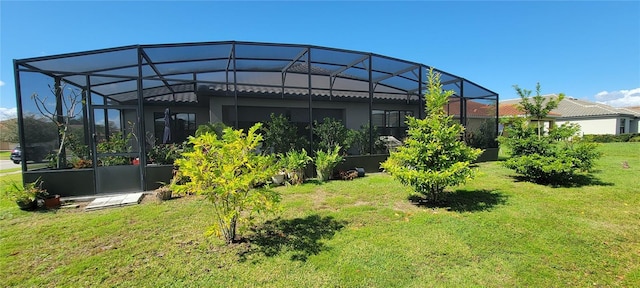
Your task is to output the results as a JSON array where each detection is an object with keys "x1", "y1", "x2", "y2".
[
  {"x1": 145, "y1": 164, "x2": 174, "y2": 191},
  {"x1": 335, "y1": 154, "x2": 389, "y2": 174},
  {"x1": 475, "y1": 148, "x2": 499, "y2": 163},
  {"x1": 24, "y1": 169, "x2": 95, "y2": 197}
]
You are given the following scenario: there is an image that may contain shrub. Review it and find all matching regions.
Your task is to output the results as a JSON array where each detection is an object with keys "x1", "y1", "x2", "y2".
[
  {"x1": 171, "y1": 123, "x2": 279, "y2": 244},
  {"x1": 97, "y1": 131, "x2": 132, "y2": 166},
  {"x1": 147, "y1": 143, "x2": 182, "y2": 165},
  {"x1": 352, "y1": 124, "x2": 387, "y2": 155},
  {"x1": 583, "y1": 133, "x2": 640, "y2": 143},
  {"x1": 313, "y1": 118, "x2": 355, "y2": 154},
  {"x1": 263, "y1": 113, "x2": 307, "y2": 154},
  {"x1": 498, "y1": 84, "x2": 601, "y2": 185},
  {"x1": 314, "y1": 146, "x2": 343, "y2": 182},
  {"x1": 381, "y1": 69, "x2": 482, "y2": 203}
]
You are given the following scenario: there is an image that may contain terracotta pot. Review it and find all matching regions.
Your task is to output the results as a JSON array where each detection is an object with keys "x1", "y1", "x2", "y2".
[{"x1": 44, "y1": 195, "x2": 61, "y2": 208}]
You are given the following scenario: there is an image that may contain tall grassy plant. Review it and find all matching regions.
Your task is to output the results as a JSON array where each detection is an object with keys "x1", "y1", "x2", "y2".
[
  {"x1": 171, "y1": 123, "x2": 280, "y2": 244},
  {"x1": 315, "y1": 146, "x2": 343, "y2": 182},
  {"x1": 282, "y1": 148, "x2": 313, "y2": 185},
  {"x1": 381, "y1": 68, "x2": 482, "y2": 203}
]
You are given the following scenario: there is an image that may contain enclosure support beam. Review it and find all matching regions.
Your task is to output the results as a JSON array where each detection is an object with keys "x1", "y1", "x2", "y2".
[
  {"x1": 137, "y1": 47, "x2": 146, "y2": 191},
  {"x1": 307, "y1": 48, "x2": 313, "y2": 150},
  {"x1": 233, "y1": 43, "x2": 239, "y2": 129}
]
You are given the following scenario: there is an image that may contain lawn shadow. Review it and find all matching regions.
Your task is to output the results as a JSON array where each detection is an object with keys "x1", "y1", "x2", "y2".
[
  {"x1": 408, "y1": 189, "x2": 508, "y2": 213},
  {"x1": 243, "y1": 214, "x2": 347, "y2": 262},
  {"x1": 510, "y1": 173, "x2": 614, "y2": 188}
]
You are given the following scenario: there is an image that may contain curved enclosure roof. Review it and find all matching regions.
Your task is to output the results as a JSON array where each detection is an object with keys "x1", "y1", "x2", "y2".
[{"x1": 15, "y1": 41, "x2": 498, "y2": 104}]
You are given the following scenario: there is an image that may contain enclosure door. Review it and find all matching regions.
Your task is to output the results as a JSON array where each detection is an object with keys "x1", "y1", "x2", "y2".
[{"x1": 91, "y1": 106, "x2": 143, "y2": 194}]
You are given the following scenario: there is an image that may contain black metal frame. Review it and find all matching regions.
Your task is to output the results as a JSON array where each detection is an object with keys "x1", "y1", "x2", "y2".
[{"x1": 13, "y1": 41, "x2": 499, "y2": 196}]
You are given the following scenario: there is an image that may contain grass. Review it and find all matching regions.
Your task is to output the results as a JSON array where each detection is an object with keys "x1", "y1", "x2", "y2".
[
  {"x1": 0, "y1": 151, "x2": 10, "y2": 160},
  {"x1": 1, "y1": 143, "x2": 639, "y2": 287}
]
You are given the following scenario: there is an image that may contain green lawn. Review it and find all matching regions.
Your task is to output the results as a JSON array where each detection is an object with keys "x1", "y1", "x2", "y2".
[
  {"x1": 1, "y1": 143, "x2": 639, "y2": 287},
  {"x1": 0, "y1": 151, "x2": 10, "y2": 160}
]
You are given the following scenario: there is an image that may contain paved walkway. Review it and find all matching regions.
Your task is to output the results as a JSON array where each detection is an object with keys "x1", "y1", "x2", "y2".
[{"x1": 85, "y1": 192, "x2": 144, "y2": 211}]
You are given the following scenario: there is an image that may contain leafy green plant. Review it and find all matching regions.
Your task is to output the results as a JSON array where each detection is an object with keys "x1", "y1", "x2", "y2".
[
  {"x1": 314, "y1": 146, "x2": 344, "y2": 182},
  {"x1": 3, "y1": 177, "x2": 47, "y2": 209},
  {"x1": 313, "y1": 117, "x2": 355, "y2": 153},
  {"x1": 466, "y1": 119, "x2": 498, "y2": 149},
  {"x1": 195, "y1": 122, "x2": 228, "y2": 138},
  {"x1": 263, "y1": 113, "x2": 307, "y2": 155},
  {"x1": 97, "y1": 131, "x2": 131, "y2": 166},
  {"x1": 381, "y1": 68, "x2": 482, "y2": 203},
  {"x1": 353, "y1": 124, "x2": 387, "y2": 155},
  {"x1": 281, "y1": 148, "x2": 313, "y2": 185},
  {"x1": 498, "y1": 84, "x2": 602, "y2": 184},
  {"x1": 147, "y1": 143, "x2": 182, "y2": 165},
  {"x1": 171, "y1": 123, "x2": 280, "y2": 244}
]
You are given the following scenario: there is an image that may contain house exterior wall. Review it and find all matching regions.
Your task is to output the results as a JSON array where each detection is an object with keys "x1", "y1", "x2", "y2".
[
  {"x1": 556, "y1": 118, "x2": 617, "y2": 135},
  {"x1": 209, "y1": 96, "x2": 418, "y2": 130},
  {"x1": 629, "y1": 118, "x2": 639, "y2": 133}
]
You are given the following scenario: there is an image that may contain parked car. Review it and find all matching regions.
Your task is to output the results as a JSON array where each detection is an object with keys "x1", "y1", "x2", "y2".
[{"x1": 10, "y1": 146, "x2": 47, "y2": 164}]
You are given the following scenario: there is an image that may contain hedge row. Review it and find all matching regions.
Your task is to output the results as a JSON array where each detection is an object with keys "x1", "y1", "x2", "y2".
[{"x1": 582, "y1": 133, "x2": 640, "y2": 143}]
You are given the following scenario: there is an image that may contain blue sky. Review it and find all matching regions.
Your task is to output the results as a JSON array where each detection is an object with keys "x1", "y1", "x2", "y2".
[{"x1": 1, "y1": 1, "x2": 639, "y2": 120}]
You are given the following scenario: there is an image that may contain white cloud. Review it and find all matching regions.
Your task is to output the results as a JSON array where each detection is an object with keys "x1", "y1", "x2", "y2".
[
  {"x1": 0, "y1": 107, "x2": 17, "y2": 120},
  {"x1": 0, "y1": 80, "x2": 5, "y2": 87},
  {"x1": 594, "y1": 88, "x2": 640, "y2": 107}
]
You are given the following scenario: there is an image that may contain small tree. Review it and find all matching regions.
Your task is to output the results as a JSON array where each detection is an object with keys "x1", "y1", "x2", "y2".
[
  {"x1": 31, "y1": 81, "x2": 83, "y2": 168},
  {"x1": 381, "y1": 69, "x2": 482, "y2": 203},
  {"x1": 499, "y1": 84, "x2": 601, "y2": 184},
  {"x1": 513, "y1": 83, "x2": 564, "y2": 139},
  {"x1": 171, "y1": 123, "x2": 279, "y2": 244}
]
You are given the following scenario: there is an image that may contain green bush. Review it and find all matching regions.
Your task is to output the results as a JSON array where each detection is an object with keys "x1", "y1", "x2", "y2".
[
  {"x1": 263, "y1": 113, "x2": 307, "y2": 154},
  {"x1": 171, "y1": 123, "x2": 279, "y2": 244},
  {"x1": 97, "y1": 131, "x2": 131, "y2": 166},
  {"x1": 583, "y1": 133, "x2": 640, "y2": 143},
  {"x1": 313, "y1": 118, "x2": 355, "y2": 154},
  {"x1": 498, "y1": 84, "x2": 601, "y2": 185},
  {"x1": 352, "y1": 124, "x2": 387, "y2": 155},
  {"x1": 381, "y1": 69, "x2": 482, "y2": 203},
  {"x1": 147, "y1": 143, "x2": 182, "y2": 165}
]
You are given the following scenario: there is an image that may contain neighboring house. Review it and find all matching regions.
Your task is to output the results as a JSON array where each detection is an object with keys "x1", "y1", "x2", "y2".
[
  {"x1": 500, "y1": 95, "x2": 640, "y2": 135},
  {"x1": 498, "y1": 101, "x2": 561, "y2": 134}
]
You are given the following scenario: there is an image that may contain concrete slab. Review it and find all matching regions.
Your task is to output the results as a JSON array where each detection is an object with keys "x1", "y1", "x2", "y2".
[{"x1": 85, "y1": 192, "x2": 144, "y2": 211}]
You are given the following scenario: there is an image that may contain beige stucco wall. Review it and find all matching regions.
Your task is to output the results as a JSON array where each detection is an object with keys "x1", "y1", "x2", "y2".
[{"x1": 556, "y1": 118, "x2": 618, "y2": 135}]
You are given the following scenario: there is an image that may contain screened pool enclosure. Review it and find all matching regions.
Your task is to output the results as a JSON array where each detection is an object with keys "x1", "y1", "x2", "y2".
[{"x1": 13, "y1": 41, "x2": 499, "y2": 196}]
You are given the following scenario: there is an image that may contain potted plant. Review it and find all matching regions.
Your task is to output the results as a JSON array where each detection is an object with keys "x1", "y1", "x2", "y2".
[
  {"x1": 3, "y1": 178, "x2": 47, "y2": 211},
  {"x1": 155, "y1": 184, "x2": 173, "y2": 201},
  {"x1": 314, "y1": 146, "x2": 344, "y2": 182},
  {"x1": 271, "y1": 157, "x2": 287, "y2": 185},
  {"x1": 283, "y1": 148, "x2": 312, "y2": 185},
  {"x1": 147, "y1": 143, "x2": 181, "y2": 165}
]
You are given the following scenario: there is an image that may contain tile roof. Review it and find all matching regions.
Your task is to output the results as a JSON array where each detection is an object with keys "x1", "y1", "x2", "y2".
[{"x1": 500, "y1": 94, "x2": 640, "y2": 118}]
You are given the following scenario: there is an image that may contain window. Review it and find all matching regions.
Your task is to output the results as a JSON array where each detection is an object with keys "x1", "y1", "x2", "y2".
[
  {"x1": 620, "y1": 118, "x2": 626, "y2": 134},
  {"x1": 154, "y1": 112, "x2": 196, "y2": 144},
  {"x1": 373, "y1": 109, "x2": 413, "y2": 127}
]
